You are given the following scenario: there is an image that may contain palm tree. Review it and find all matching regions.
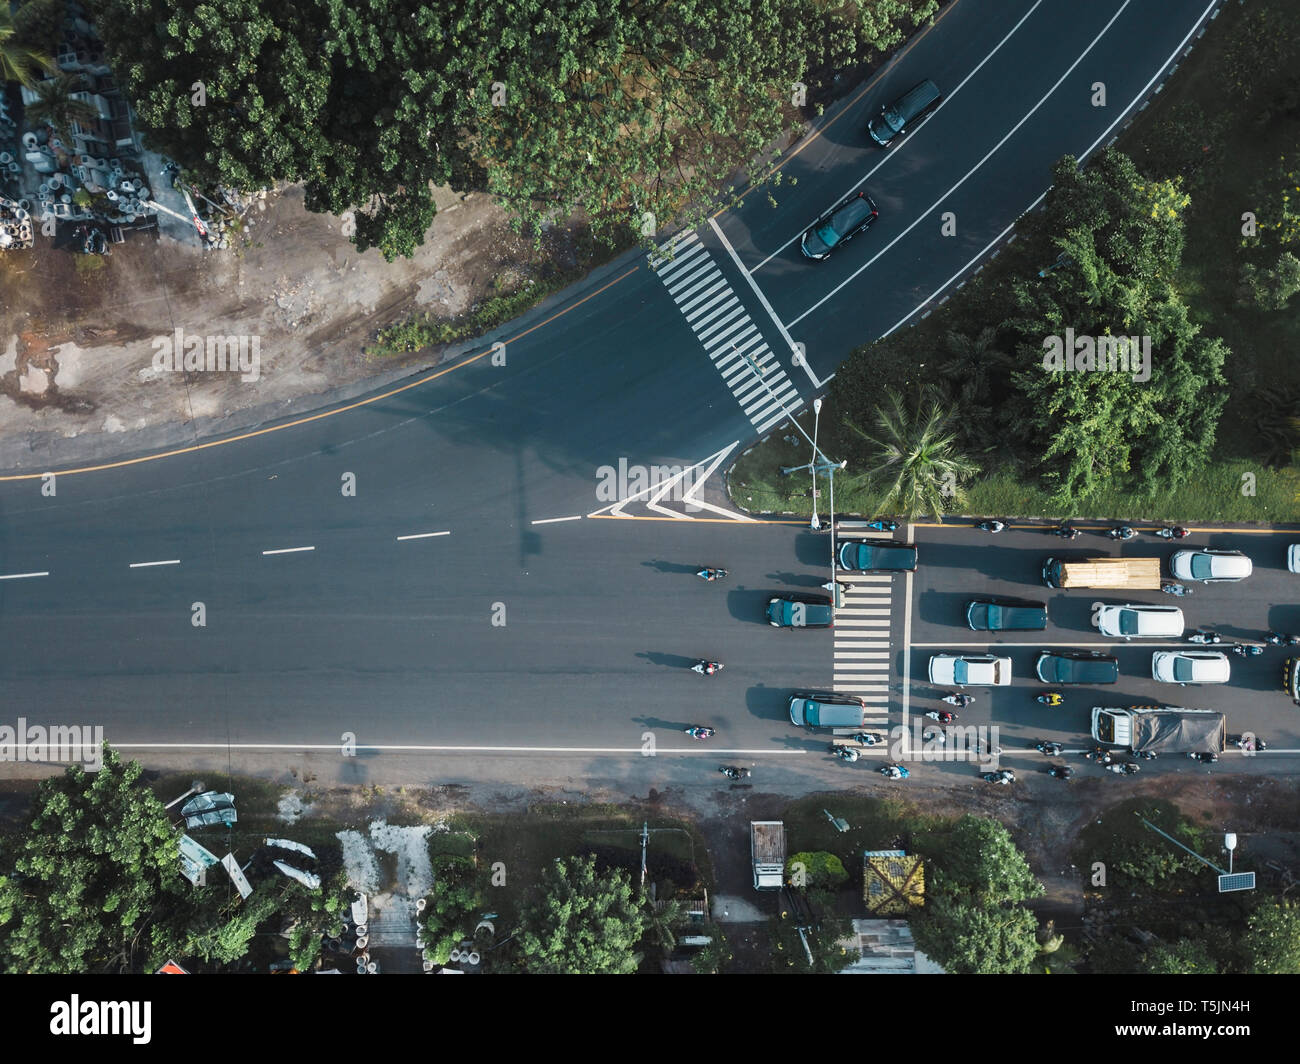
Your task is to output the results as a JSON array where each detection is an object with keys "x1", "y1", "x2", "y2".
[
  {"x1": 24, "y1": 72, "x2": 100, "y2": 152},
  {"x1": 0, "y1": 6, "x2": 54, "y2": 88},
  {"x1": 843, "y1": 387, "x2": 981, "y2": 522}
]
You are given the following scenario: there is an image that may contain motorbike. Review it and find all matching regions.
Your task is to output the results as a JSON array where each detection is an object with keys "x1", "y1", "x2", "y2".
[
  {"x1": 1052, "y1": 524, "x2": 1080, "y2": 539},
  {"x1": 1264, "y1": 632, "x2": 1300, "y2": 646},
  {"x1": 851, "y1": 732, "x2": 885, "y2": 746},
  {"x1": 719, "y1": 765, "x2": 751, "y2": 780},
  {"x1": 942, "y1": 693, "x2": 974, "y2": 707},
  {"x1": 981, "y1": 769, "x2": 1015, "y2": 785},
  {"x1": 1154, "y1": 526, "x2": 1190, "y2": 539},
  {"x1": 1188, "y1": 630, "x2": 1221, "y2": 645},
  {"x1": 1230, "y1": 644, "x2": 1263, "y2": 657},
  {"x1": 976, "y1": 520, "x2": 1006, "y2": 533},
  {"x1": 1048, "y1": 764, "x2": 1075, "y2": 780},
  {"x1": 832, "y1": 744, "x2": 861, "y2": 763},
  {"x1": 1084, "y1": 748, "x2": 1113, "y2": 764},
  {"x1": 1187, "y1": 751, "x2": 1218, "y2": 764},
  {"x1": 1107, "y1": 525, "x2": 1137, "y2": 541},
  {"x1": 1161, "y1": 582, "x2": 1192, "y2": 596},
  {"x1": 1036, "y1": 693, "x2": 1063, "y2": 706},
  {"x1": 879, "y1": 764, "x2": 910, "y2": 780},
  {"x1": 1136, "y1": 750, "x2": 1158, "y2": 760},
  {"x1": 925, "y1": 711, "x2": 956, "y2": 724},
  {"x1": 691, "y1": 660, "x2": 724, "y2": 675},
  {"x1": 865, "y1": 519, "x2": 899, "y2": 532},
  {"x1": 684, "y1": 726, "x2": 715, "y2": 740},
  {"x1": 696, "y1": 567, "x2": 727, "y2": 581},
  {"x1": 1231, "y1": 735, "x2": 1268, "y2": 752},
  {"x1": 1108, "y1": 762, "x2": 1140, "y2": 775},
  {"x1": 1035, "y1": 740, "x2": 1064, "y2": 755}
]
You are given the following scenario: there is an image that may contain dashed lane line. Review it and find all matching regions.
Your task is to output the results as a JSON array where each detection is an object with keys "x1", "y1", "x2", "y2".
[
  {"x1": 129, "y1": 559, "x2": 181, "y2": 568},
  {"x1": 262, "y1": 546, "x2": 315, "y2": 556},
  {"x1": 396, "y1": 531, "x2": 451, "y2": 541},
  {"x1": 0, "y1": 571, "x2": 49, "y2": 580}
]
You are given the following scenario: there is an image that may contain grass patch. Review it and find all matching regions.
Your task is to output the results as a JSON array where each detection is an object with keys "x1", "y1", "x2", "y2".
[
  {"x1": 731, "y1": 403, "x2": 1300, "y2": 520},
  {"x1": 367, "y1": 226, "x2": 632, "y2": 357}
]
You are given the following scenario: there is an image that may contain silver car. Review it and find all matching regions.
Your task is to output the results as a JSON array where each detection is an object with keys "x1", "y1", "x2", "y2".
[
  {"x1": 1152, "y1": 651, "x2": 1231, "y2": 684},
  {"x1": 1170, "y1": 549, "x2": 1252, "y2": 583}
]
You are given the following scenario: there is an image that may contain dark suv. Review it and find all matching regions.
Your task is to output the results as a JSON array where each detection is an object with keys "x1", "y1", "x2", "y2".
[
  {"x1": 1035, "y1": 650, "x2": 1119, "y2": 685},
  {"x1": 965, "y1": 598, "x2": 1048, "y2": 632},
  {"x1": 788, "y1": 692, "x2": 866, "y2": 728},
  {"x1": 800, "y1": 190, "x2": 880, "y2": 261},
  {"x1": 767, "y1": 596, "x2": 834, "y2": 628},
  {"x1": 837, "y1": 541, "x2": 917, "y2": 572}
]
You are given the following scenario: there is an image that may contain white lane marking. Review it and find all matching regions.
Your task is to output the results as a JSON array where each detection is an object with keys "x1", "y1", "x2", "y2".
[
  {"x1": 747, "y1": 0, "x2": 1048, "y2": 274},
  {"x1": 882, "y1": 1, "x2": 1218, "y2": 335},
  {"x1": 0, "y1": 571, "x2": 49, "y2": 580},
  {"x1": 788, "y1": 0, "x2": 1135, "y2": 329},
  {"x1": 531, "y1": 516, "x2": 584, "y2": 525},
  {"x1": 396, "y1": 531, "x2": 451, "y2": 540},
  {"x1": 900, "y1": 525, "x2": 915, "y2": 752},
  {"x1": 129, "y1": 559, "x2": 181, "y2": 569},
  {"x1": 262, "y1": 546, "x2": 315, "y2": 556},
  {"x1": 709, "y1": 217, "x2": 825, "y2": 389},
  {"x1": 112, "y1": 742, "x2": 809, "y2": 755},
  {"x1": 587, "y1": 441, "x2": 753, "y2": 521}
]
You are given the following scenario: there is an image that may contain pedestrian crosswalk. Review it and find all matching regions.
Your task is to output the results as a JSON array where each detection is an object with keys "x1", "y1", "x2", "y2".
[
  {"x1": 831, "y1": 532, "x2": 901, "y2": 750},
  {"x1": 651, "y1": 231, "x2": 803, "y2": 434}
]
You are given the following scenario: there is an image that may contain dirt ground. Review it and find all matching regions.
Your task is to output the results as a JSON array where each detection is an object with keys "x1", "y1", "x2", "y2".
[{"x1": 0, "y1": 183, "x2": 599, "y2": 469}]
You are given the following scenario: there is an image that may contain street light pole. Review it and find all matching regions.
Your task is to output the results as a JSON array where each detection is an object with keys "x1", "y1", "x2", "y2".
[{"x1": 810, "y1": 398, "x2": 822, "y2": 531}]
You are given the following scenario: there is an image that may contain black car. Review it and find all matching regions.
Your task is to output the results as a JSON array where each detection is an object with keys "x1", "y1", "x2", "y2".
[
  {"x1": 965, "y1": 598, "x2": 1048, "y2": 632},
  {"x1": 767, "y1": 596, "x2": 834, "y2": 628},
  {"x1": 837, "y1": 541, "x2": 917, "y2": 572},
  {"x1": 1035, "y1": 650, "x2": 1120, "y2": 685},
  {"x1": 800, "y1": 190, "x2": 879, "y2": 261}
]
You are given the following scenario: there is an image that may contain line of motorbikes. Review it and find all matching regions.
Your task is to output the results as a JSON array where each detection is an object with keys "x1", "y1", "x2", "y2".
[{"x1": 976, "y1": 520, "x2": 1192, "y2": 541}]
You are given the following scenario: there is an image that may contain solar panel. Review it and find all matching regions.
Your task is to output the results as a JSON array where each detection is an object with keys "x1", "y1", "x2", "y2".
[{"x1": 1218, "y1": 872, "x2": 1255, "y2": 893}]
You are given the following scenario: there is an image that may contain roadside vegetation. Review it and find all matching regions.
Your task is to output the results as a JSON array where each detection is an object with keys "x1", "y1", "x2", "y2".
[
  {"x1": 1077, "y1": 799, "x2": 1300, "y2": 975},
  {"x1": 733, "y1": 0, "x2": 1300, "y2": 522},
  {"x1": 84, "y1": 0, "x2": 937, "y2": 262}
]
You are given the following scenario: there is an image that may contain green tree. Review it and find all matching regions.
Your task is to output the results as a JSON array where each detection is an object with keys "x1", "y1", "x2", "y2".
[
  {"x1": 0, "y1": 3, "x2": 53, "y2": 86},
  {"x1": 419, "y1": 858, "x2": 485, "y2": 966},
  {"x1": 1239, "y1": 900, "x2": 1300, "y2": 974},
  {"x1": 515, "y1": 855, "x2": 646, "y2": 974},
  {"x1": 910, "y1": 897, "x2": 1039, "y2": 974},
  {"x1": 1007, "y1": 151, "x2": 1226, "y2": 502},
  {"x1": 919, "y1": 815, "x2": 1044, "y2": 906},
  {"x1": 1145, "y1": 937, "x2": 1220, "y2": 975},
  {"x1": 0, "y1": 747, "x2": 177, "y2": 973},
  {"x1": 786, "y1": 851, "x2": 848, "y2": 890},
  {"x1": 23, "y1": 72, "x2": 100, "y2": 149},
  {"x1": 843, "y1": 387, "x2": 980, "y2": 520},
  {"x1": 1239, "y1": 252, "x2": 1300, "y2": 310}
]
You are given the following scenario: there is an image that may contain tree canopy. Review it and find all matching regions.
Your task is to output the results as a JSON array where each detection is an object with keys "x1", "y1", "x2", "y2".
[
  {"x1": 514, "y1": 855, "x2": 646, "y2": 974},
  {"x1": 90, "y1": 0, "x2": 938, "y2": 258}
]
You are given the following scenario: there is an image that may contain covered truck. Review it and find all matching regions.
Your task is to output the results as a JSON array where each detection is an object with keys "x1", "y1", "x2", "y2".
[
  {"x1": 1042, "y1": 556, "x2": 1161, "y2": 590},
  {"x1": 1091, "y1": 705, "x2": 1226, "y2": 753},
  {"x1": 750, "y1": 821, "x2": 786, "y2": 890}
]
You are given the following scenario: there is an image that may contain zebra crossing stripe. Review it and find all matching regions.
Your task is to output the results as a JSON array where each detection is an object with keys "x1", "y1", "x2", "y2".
[{"x1": 652, "y1": 230, "x2": 802, "y2": 433}]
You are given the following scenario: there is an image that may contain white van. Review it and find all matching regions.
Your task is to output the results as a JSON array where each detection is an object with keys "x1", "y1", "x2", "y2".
[{"x1": 1096, "y1": 603, "x2": 1185, "y2": 639}]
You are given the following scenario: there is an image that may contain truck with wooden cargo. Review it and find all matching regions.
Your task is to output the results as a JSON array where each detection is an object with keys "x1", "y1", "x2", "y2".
[{"x1": 1042, "y1": 555, "x2": 1161, "y2": 590}]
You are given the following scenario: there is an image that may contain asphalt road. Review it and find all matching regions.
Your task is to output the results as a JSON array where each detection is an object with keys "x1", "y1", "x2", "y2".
[{"x1": 4, "y1": 0, "x2": 1281, "y2": 791}]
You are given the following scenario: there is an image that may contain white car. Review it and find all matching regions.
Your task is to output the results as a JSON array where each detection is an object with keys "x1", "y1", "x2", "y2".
[
  {"x1": 1096, "y1": 603, "x2": 1185, "y2": 639},
  {"x1": 1152, "y1": 651, "x2": 1231, "y2": 684},
  {"x1": 1289, "y1": 544, "x2": 1300, "y2": 573},
  {"x1": 1170, "y1": 549, "x2": 1252, "y2": 583},
  {"x1": 928, "y1": 653, "x2": 1012, "y2": 686}
]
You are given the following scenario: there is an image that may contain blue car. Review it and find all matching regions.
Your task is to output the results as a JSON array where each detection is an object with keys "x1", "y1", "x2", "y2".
[{"x1": 800, "y1": 191, "x2": 880, "y2": 261}]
